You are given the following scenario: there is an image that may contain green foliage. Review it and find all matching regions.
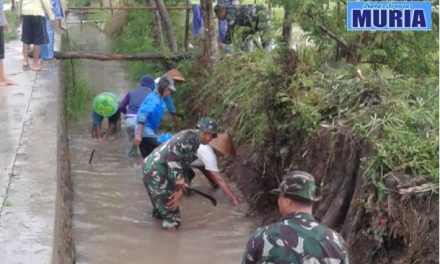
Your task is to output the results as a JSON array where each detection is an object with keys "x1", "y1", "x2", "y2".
[
  {"x1": 89, "y1": 10, "x2": 108, "y2": 21},
  {"x1": 360, "y1": 78, "x2": 439, "y2": 183},
  {"x1": 269, "y1": 0, "x2": 439, "y2": 77},
  {"x1": 69, "y1": 0, "x2": 92, "y2": 7},
  {"x1": 62, "y1": 34, "x2": 93, "y2": 120},
  {"x1": 4, "y1": 10, "x2": 19, "y2": 41},
  {"x1": 110, "y1": 11, "x2": 163, "y2": 80},
  {"x1": 185, "y1": 51, "x2": 280, "y2": 147},
  {"x1": 109, "y1": 2, "x2": 187, "y2": 82},
  {"x1": 182, "y1": 48, "x2": 438, "y2": 184}
]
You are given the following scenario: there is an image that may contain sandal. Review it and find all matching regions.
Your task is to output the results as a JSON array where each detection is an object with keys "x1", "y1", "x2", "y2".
[
  {"x1": 22, "y1": 64, "x2": 30, "y2": 70},
  {"x1": 31, "y1": 65, "x2": 43, "y2": 71}
]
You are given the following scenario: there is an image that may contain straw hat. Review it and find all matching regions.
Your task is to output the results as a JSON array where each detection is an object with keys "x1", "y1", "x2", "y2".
[
  {"x1": 165, "y1": 69, "x2": 185, "y2": 81},
  {"x1": 209, "y1": 132, "x2": 236, "y2": 157}
]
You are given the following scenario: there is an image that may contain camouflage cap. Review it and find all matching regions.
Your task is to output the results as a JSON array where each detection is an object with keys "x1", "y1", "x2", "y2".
[
  {"x1": 197, "y1": 117, "x2": 218, "y2": 136},
  {"x1": 270, "y1": 171, "x2": 320, "y2": 202}
]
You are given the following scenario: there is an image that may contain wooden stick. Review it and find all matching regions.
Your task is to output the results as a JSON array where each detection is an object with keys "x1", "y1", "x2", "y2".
[{"x1": 89, "y1": 149, "x2": 96, "y2": 165}]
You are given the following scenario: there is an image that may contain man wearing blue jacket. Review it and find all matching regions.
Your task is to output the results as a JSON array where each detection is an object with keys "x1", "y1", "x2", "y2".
[{"x1": 133, "y1": 76, "x2": 176, "y2": 158}]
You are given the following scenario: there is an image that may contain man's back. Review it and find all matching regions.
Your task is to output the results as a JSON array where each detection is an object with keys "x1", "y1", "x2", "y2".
[
  {"x1": 126, "y1": 86, "x2": 153, "y2": 115},
  {"x1": 242, "y1": 212, "x2": 349, "y2": 264}
]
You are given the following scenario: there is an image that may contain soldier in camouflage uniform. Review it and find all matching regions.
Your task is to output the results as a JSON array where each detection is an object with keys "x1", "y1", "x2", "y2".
[
  {"x1": 214, "y1": 4, "x2": 270, "y2": 50},
  {"x1": 242, "y1": 171, "x2": 349, "y2": 264},
  {"x1": 141, "y1": 117, "x2": 218, "y2": 230}
]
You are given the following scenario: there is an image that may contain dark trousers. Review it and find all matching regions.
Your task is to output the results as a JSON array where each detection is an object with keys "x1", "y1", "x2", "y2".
[{"x1": 139, "y1": 137, "x2": 159, "y2": 158}]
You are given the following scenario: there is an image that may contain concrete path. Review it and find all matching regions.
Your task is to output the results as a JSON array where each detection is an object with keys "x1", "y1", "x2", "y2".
[{"x1": 0, "y1": 40, "x2": 59, "y2": 263}]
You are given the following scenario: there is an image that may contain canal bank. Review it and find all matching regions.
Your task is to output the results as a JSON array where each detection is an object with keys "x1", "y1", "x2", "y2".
[{"x1": 0, "y1": 40, "x2": 62, "y2": 263}]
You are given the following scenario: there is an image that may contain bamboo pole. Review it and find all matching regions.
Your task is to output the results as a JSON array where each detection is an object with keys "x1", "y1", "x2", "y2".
[{"x1": 54, "y1": 51, "x2": 189, "y2": 61}]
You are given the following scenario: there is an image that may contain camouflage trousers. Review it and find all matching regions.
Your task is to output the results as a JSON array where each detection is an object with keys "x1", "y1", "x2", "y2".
[{"x1": 142, "y1": 162, "x2": 181, "y2": 228}]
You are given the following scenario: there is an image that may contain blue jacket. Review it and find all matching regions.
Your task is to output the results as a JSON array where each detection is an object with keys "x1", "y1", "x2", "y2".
[{"x1": 136, "y1": 92, "x2": 166, "y2": 138}]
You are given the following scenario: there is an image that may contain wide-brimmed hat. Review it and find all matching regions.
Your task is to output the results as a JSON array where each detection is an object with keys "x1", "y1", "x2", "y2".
[
  {"x1": 165, "y1": 69, "x2": 185, "y2": 82},
  {"x1": 209, "y1": 132, "x2": 236, "y2": 156},
  {"x1": 270, "y1": 171, "x2": 320, "y2": 202}
]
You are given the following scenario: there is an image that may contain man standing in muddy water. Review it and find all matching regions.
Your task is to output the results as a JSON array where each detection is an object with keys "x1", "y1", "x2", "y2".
[
  {"x1": 118, "y1": 75, "x2": 156, "y2": 156},
  {"x1": 133, "y1": 76, "x2": 176, "y2": 158},
  {"x1": 242, "y1": 171, "x2": 349, "y2": 263},
  {"x1": 155, "y1": 68, "x2": 186, "y2": 130},
  {"x1": 141, "y1": 117, "x2": 218, "y2": 230}
]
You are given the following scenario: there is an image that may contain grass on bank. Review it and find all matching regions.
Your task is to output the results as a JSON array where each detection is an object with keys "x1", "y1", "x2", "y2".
[
  {"x1": 61, "y1": 34, "x2": 92, "y2": 120},
  {"x1": 4, "y1": 10, "x2": 19, "y2": 41},
  {"x1": 182, "y1": 50, "x2": 439, "y2": 185}
]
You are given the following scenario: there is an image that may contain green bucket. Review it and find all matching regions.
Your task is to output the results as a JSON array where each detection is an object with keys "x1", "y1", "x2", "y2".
[{"x1": 92, "y1": 92, "x2": 119, "y2": 117}]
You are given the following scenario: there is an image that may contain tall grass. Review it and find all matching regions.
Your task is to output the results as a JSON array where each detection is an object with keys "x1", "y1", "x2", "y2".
[
  {"x1": 182, "y1": 49, "x2": 439, "y2": 184},
  {"x1": 109, "y1": 7, "x2": 187, "y2": 82},
  {"x1": 62, "y1": 34, "x2": 92, "y2": 120}
]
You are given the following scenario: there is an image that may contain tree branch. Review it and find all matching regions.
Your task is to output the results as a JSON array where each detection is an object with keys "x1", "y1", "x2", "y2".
[{"x1": 318, "y1": 24, "x2": 349, "y2": 49}]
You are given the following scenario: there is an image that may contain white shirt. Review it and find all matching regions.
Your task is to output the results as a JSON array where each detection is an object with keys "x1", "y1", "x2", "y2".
[{"x1": 191, "y1": 144, "x2": 220, "y2": 172}]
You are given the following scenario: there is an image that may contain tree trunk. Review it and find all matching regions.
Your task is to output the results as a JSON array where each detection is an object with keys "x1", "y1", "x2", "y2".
[
  {"x1": 336, "y1": 0, "x2": 341, "y2": 60},
  {"x1": 149, "y1": 0, "x2": 164, "y2": 46},
  {"x1": 154, "y1": 0, "x2": 178, "y2": 52},
  {"x1": 184, "y1": 0, "x2": 190, "y2": 52},
  {"x1": 11, "y1": 0, "x2": 16, "y2": 10},
  {"x1": 282, "y1": 7, "x2": 293, "y2": 47},
  {"x1": 200, "y1": 0, "x2": 219, "y2": 70}
]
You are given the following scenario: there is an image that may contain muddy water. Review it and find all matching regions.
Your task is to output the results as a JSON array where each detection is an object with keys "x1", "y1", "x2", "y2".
[{"x1": 68, "y1": 18, "x2": 257, "y2": 264}]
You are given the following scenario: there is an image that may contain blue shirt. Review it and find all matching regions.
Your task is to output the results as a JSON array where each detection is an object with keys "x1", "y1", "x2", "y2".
[{"x1": 136, "y1": 92, "x2": 167, "y2": 138}]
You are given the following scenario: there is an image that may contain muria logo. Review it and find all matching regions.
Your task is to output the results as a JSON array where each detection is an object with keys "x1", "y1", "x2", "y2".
[{"x1": 347, "y1": 2, "x2": 432, "y2": 31}]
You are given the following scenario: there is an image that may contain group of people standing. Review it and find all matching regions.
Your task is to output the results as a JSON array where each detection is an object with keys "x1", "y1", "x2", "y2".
[
  {"x1": 0, "y1": 0, "x2": 64, "y2": 89},
  {"x1": 92, "y1": 68, "x2": 349, "y2": 263}
]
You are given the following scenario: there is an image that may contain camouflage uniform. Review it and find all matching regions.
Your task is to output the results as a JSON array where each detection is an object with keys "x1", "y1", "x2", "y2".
[
  {"x1": 141, "y1": 117, "x2": 218, "y2": 229},
  {"x1": 242, "y1": 171, "x2": 349, "y2": 263},
  {"x1": 221, "y1": 4, "x2": 270, "y2": 47}
]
